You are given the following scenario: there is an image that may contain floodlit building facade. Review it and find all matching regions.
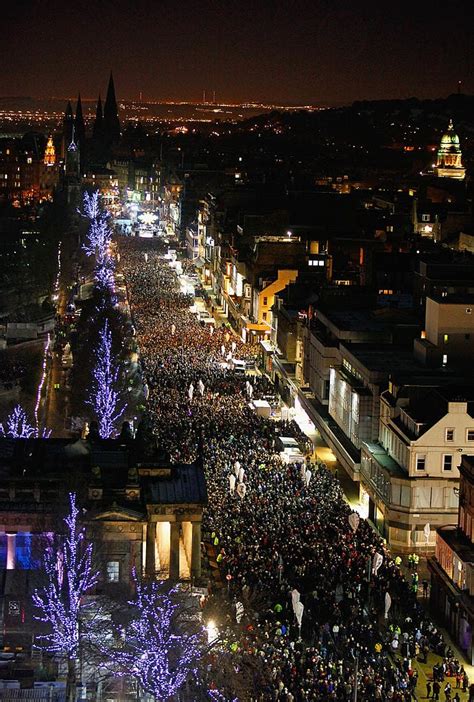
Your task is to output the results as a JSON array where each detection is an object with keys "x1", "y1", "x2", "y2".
[{"x1": 435, "y1": 119, "x2": 466, "y2": 180}]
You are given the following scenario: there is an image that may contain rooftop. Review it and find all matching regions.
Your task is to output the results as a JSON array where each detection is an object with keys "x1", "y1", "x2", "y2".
[
  {"x1": 428, "y1": 293, "x2": 474, "y2": 305},
  {"x1": 363, "y1": 441, "x2": 407, "y2": 478},
  {"x1": 0, "y1": 435, "x2": 208, "y2": 511},
  {"x1": 342, "y1": 344, "x2": 421, "y2": 374},
  {"x1": 321, "y1": 307, "x2": 418, "y2": 334},
  {"x1": 438, "y1": 525, "x2": 474, "y2": 566}
]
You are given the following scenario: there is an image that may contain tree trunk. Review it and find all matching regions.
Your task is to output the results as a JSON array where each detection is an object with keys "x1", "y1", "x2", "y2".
[{"x1": 66, "y1": 657, "x2": 76, "y2": 702}]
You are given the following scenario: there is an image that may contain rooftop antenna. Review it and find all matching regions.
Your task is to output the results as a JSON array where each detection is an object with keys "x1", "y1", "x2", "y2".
[
  {"x1": 203, "y1": 89, "x2": 206, "y2": 104},
  {"x1": 457, "y1": 80, "x2": 462, "y2": 95}
]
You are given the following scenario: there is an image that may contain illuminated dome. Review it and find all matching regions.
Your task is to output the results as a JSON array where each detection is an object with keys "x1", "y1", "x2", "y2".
[
  {"x1": 440, "y1": 119, "x2": 460, "y2": 146},
  {"x1": 435, "y1": 119, "x2": 465, "y2": 180}
]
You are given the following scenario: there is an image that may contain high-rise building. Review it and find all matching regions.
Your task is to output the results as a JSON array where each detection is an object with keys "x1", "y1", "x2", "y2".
[
  {"x1": 435, "y1": 119, "x2": 466, "y2": 180},
  {"x1": 103, "y1": 72, "x2": 121, "y2": 146}
]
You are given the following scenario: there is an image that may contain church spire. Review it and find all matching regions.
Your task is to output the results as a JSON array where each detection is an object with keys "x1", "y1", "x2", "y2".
[
  {"x1": 103, "y1": 72, "x2": 121, "y2": 145},
  {"x1": 64, "y1": 101, "x2": 73, "y2": 121},
  {"x1": 62, "y1": 101, "x2": 74, "y2": 159},
  {"x1": 93, "y1": 94, "x2": 103, "y2": 141},
  {"x1": 75, "y1": 93, "x2": 85, "y2": 146}
]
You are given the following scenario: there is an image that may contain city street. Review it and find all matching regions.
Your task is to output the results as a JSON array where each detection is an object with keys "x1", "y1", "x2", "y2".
[{"x1": 114, "y1": 233, "x2": 474, "y2": 701}]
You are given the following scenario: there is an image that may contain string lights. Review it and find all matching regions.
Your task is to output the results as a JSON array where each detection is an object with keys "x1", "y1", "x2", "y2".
[
  {"x1": 34, "y1": 332, "x2": 51, "y2": 436},
  {"x1": 81, "y1": 190, "x2": 115, "y2": 293},
  {"x1": 107, "y1": 576, "x2": 205, "y2": 701},
  {"x1": 0, "y1": 404, "x2": 50, "y2": 439},
  {"x1": 88, "y1": 319, "x2": 125, "y2": 438},
  {"x1": 32, "y1": 493, "x2": 99, "y2": 658}
]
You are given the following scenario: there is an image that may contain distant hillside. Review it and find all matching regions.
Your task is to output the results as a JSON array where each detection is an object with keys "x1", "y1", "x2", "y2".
[{"x1": 240, "y1": 94, "x2": 474, "y2": 154}]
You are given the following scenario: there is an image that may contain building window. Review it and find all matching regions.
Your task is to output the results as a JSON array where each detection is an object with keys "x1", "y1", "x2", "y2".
[
  {"x1": 421, "y1": 214, "x2": 430, "y2": 222},
  {"x1": 416, "y1": 455, "x2": 426, "y2": 471},
  {"x1": 445, "y1": 428, "x2": 454, "y2": 442},
  {"x1": 443, "y1": 455, "x2": 453, "y2": 472},
  {"x1": 443, "y1": 334, "x2": 449, "y2": 344},
  {"x1": 467, "y1": 429, "x2": 474, "y2": 441},
  {"x1": 106, "y1": 561, "x2": 120, "y2": 582},
  {"x1": 263, "y1": 297, "x2": 268, "y2": 306},
  {"x1": 262, "y1": 312, "x2": 267, "y2": 321},
  {"x1": 442, "y1": 354, "x2": 448, "y2": 366}
]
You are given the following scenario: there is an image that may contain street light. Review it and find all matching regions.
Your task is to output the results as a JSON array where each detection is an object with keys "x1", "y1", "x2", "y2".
[{"x1": 206, "y1": 620, "x2": 218, "y2": 644}]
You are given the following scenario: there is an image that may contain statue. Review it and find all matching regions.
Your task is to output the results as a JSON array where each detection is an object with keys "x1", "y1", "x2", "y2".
[
  {"x1": 91, "y1": 465, "x2": 101, "y2": 480},
  {"x1": 135, "y1": 416, "x2": 158, "y2": 457},
  {"x1": 127, "y1": 465, "x2": 139, "y2": 484}
]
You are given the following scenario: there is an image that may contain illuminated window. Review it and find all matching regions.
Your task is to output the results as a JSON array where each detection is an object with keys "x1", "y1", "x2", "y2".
[
  {"x1": 442, "y1": 354, "x2": 448, "y2": 366},
  {"x1": 443, "y1": 334, "x2": 449, "y2": 344},
  {"x1": 421, "y1": 214, "x2": 430, "y2": 222},
  {"x1": 106, "y1": 561, "x2": 120, "y2": 582}
]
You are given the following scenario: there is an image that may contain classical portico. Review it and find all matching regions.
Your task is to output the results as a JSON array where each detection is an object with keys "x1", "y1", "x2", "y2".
[{"x1": 145, "y1": 508, "x2": 203, "y2": 580}]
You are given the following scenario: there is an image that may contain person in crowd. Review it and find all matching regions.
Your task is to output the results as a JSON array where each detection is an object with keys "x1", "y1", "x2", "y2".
[{"x1": 117, "y1": 237, "x2": 456, "y2": 702}]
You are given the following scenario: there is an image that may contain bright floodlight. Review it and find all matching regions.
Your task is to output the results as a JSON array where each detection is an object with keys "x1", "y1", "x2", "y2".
[
  {"x1": 139, "y1": 212, "x2": 158, "y2": 226},
  {"x1": 206, "y1": 620, "x2": 218, "y2": 644}
]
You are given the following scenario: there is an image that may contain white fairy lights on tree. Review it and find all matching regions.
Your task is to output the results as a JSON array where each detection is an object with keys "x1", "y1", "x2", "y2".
[
  {"x1": 106, "y1": 576, "x2": 205, "y2": 701},
  {"x1": 0, "y1": 405, "x2": 51, "y2": 439},
  {"x1": 33, "y1": 494, "x2": 99, "y2": 702},
  {"x1": 81, "y1": 190, "x2": 115, "y2": 293},
  {"x1": 88, "y1": 319, "x2": 125, "y2": 438}
]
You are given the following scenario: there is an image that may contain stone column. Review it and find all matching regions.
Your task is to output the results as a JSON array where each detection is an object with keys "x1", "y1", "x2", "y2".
[
  {"x1": 169, "y1": 521, "x2": 180, "y2": 580},
  {"x1": 145, "y1": 521, "x2": 156, "y2": 578},
  {"x1": 191, "y1": 521, "x2": 201, "y2": 580},
  {"x1": 6, "y1": 533, "x2": 16, "y2": 570}
]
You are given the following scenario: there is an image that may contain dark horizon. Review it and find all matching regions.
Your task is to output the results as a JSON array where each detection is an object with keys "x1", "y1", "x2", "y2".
[
  {"x1": 1, "y1": 91, "x2": 474, "y2": 109},
  {"x1": 2, "y1": 0, "x2": 473, "y2": 106}
]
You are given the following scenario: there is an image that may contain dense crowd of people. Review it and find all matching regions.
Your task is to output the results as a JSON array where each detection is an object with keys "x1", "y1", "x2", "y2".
[{"x1": 118, "y1": 237, "x2": 470, "y2": 702}]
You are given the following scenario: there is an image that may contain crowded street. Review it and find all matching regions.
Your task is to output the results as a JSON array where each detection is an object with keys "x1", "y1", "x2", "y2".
[{"x1": 118, "y1": 236, "x2": 472, "y2": 702}]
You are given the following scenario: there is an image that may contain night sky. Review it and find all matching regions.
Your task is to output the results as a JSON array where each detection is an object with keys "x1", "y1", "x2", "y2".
[{"x1": 2, "y1": 0, "x2": 473, "y2": 105}]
